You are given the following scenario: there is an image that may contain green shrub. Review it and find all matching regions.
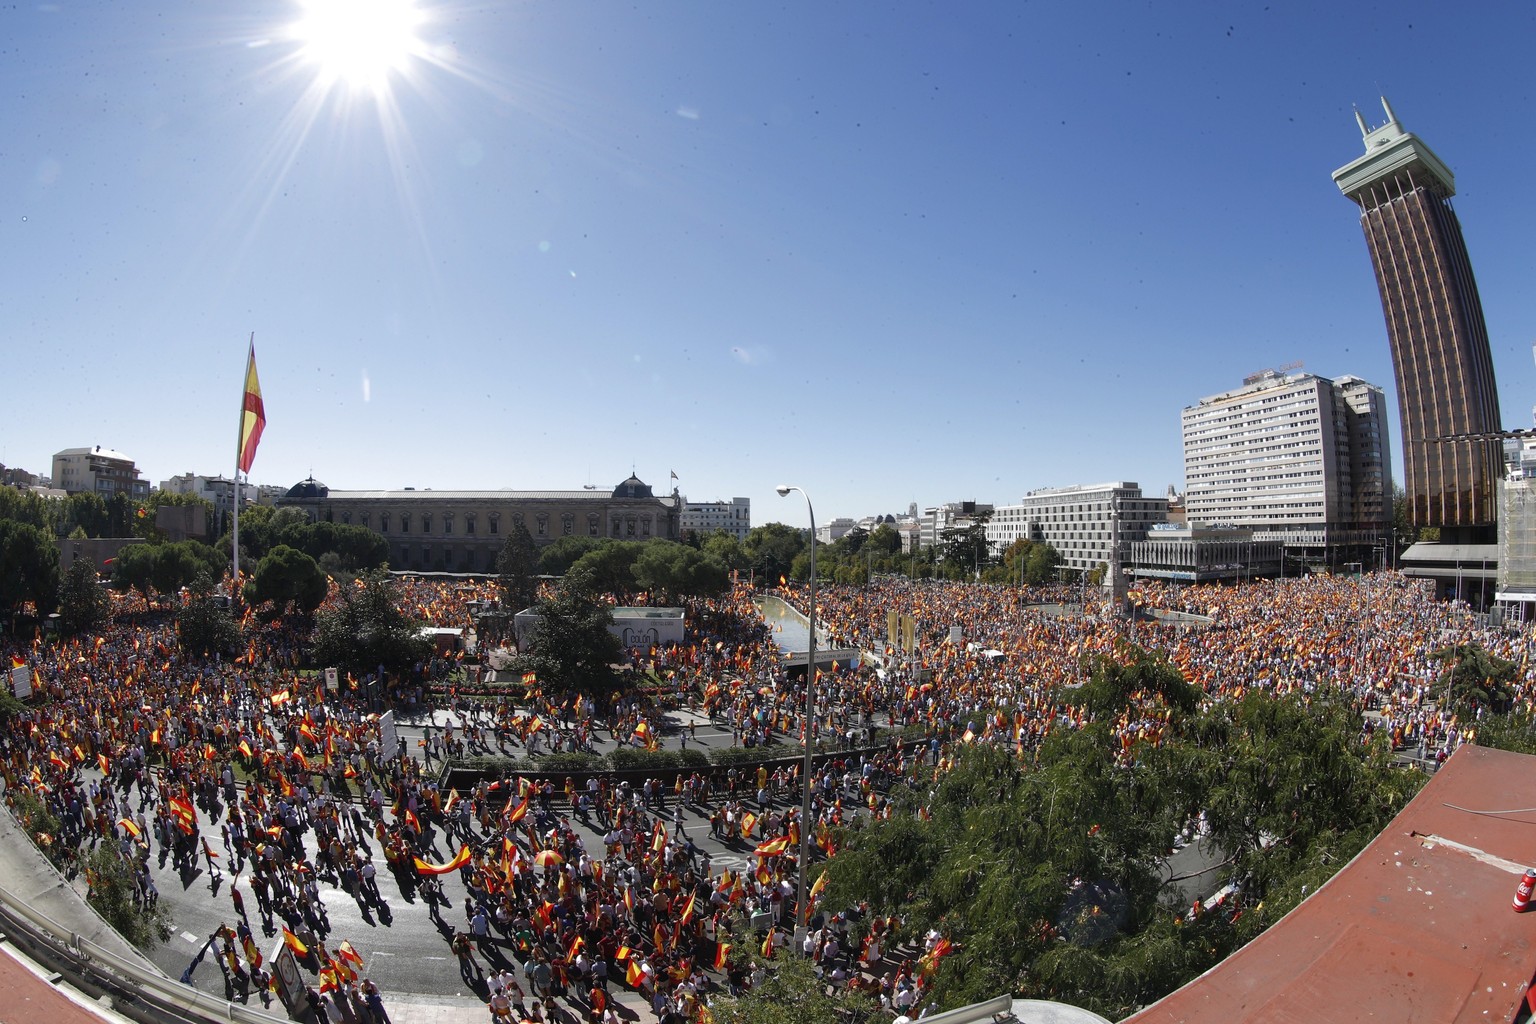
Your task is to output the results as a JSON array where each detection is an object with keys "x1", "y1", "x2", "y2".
[
  {"x1": 708, "y1": 744, "x2": 800, "y2": 767},
  {"x1": 530, "y1": 752, "x2": 606, "y2": 773},
  {"x1": 7, "y1": 788, "x2": 61, "y2": 861},
  {"x1": 678, "y1": 748, "x2": 710, "y2": 768},
  {"x1": 451, "y1": 755, "x2": 522, "y2": 775},
  {"x1": 609, "y1": 748, "x2": 683, "y2": 772}
]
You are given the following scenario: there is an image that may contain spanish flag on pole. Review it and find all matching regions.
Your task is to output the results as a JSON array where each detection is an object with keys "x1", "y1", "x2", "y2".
[
  {"x1": 238, "y1": 337, "x2": 265, "y2": 474},
  {"x1": 282, "y1": 926, "x2": 308, "y2": 957}
]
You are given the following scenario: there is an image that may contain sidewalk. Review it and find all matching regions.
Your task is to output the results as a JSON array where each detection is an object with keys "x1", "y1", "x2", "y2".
[{"x1": 384, "y1": 982, "x2": 655, "y2": 1024}]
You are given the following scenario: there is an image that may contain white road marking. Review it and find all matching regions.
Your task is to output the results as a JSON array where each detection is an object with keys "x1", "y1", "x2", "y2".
[{"x1": 181, "y1": 931, "x2": 201, "y2": 944}]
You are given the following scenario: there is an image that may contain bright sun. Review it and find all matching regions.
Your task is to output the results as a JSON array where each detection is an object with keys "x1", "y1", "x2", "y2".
[{"x1": 292, "y1": 0, "x2": 424, "y2": 95}]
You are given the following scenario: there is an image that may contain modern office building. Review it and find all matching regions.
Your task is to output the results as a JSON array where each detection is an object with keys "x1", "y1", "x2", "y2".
[
  {"x1": 989, "y1": 483, "x2": 1167, "y2": 576},
  {"x1": 50, "y1": 446, "x2": 150, "y2": 501},
  {"x1": 1182, "y1": 369, "x2": 1390, "y2": 564},
  {"x1": 1332, "y1": 98, "x2": 1502, "y2": 539},
  {"x1": 1130, "y1": 524, "x2": 1283, "y2": 584},
  {"x1": 680, "y1": 496, "x2": 751, "y2": 541},
  {"x1": 276, "y1": 474, "x2": 681, "y2": 573}
]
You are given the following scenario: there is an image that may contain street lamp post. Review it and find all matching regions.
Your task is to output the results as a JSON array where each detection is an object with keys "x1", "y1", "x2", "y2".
[{"x1": 776, "y1": 484, "x2": 817, "y2": 943}]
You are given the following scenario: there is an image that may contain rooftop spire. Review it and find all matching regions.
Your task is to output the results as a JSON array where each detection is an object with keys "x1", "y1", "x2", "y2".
[{"x1": 1380, "y1": 95, "x2": 1399, "y2": 126}]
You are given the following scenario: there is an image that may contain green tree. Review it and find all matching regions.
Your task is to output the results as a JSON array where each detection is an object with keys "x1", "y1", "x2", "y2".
[
  {"x1": 312, "y1": 568, "x2": 431, "y2": 679},
  {"x1": 709, "y1": 948, "x2": 880, "y2": 1024},
  {"x1": 538, "y1": 535, "x2": 606, "y2": 577},
  {"x1": 57, "y1": 556, "x2": 109, "y2": 635},
  {"x1": 149, "y1": 541, "x2": 210, "y2": 604},
  {"x1": 744, "y1": 523, "x2": 805, "y2": 584},
  {"x1": 7, "y1": 788, "x2": 61, "y2": 853},
  {"x1": 866, "y1": 523, "x2": 902, "y2": 558},
  {"x1": 515, "y1": 569, "x2": 624, "y2": 696},
  {"x1": 1070, "y1": 646, "x2": 1203, "y2": 721},
  {"x1": 1471, "y1": 709, "x2": 1536, "y2": 755},
  {"x1": 83, "y1": 846, "x2": 172, "y2": 949},
  {"x1": 568, "y1": 540, "x2": 644, "y2": 595},
  {"x1": 105, "y1": 493, "x2": 135, "y2": 537},
  {"x1": 1430, "y1": 642, "x2": 1518, "y2": 715},
  {"x1": 824, "y1": 732, "x2": 1178, "y2": 1012},
  {"x1": 1183, "y1": 689, "x2": 1422, "y2": 906},
  {"x1": 0, "y1": 519, "x2": 60, "y2": 621},
  {"x1": 59, "y1": 493, "x2": 110, "y2": 538},
  {"x1": 0, "y1": 487, "x2": 53, "y2": 531},
  {"x1": 701, "y1": 531, "x2": 749, "y2": 574},
  {"x1": 249, "y1": 544, "x2": 328, "y2": 615},
  {"x1": 297, "y1": 521, "x2": 389, "y2": 572},
  {"x1": 111, "y1": 543, "x2": 158, "y2": 603},
  {"x1": 177, "y1": 572, "x2": 241, "y2": 657},
  {"x1": 218, "y1": 505, "x2": 307, "y2": 567},
  {"x1": 939, "y1": 510, "x2": 992, "y2": 578},
  {"x1": 496, "y1": 524, "x2": 541, "y2": 610},
  {"x1": 1024, "y1": 542, "x2": 1062, "y2": 585},
  {"x1": 821, "y1": 686, "x2": 1423, "y2": 1018},
  {"x1": 632, "y1": 541, "x2": 730, "y2": 602}
]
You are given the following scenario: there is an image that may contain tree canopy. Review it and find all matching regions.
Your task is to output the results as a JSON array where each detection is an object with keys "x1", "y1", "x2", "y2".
[
  {"x1": 819, "y1": 656, "x2": 1424, "y2": 1018},
  {"x1": 1431, "y1": 643, "x2": 1518, "y2": 715},
  {"x1": 0, "y1": 519, "x2": 60, "y2": 622},
  {"x1": 248, "y1": 544, "x2": 328, "y2": 616},
  {"x1": 514, "y1": 569, "x2": 624, "y2": 697},
  {"x1": 56, "y1": 556, "x2": 109, "y2": 635},
  {"x1": 312, "y1": 569, "x2": 431, "y2": 679},
  {"x1": 632, "y1": 541, "x2": 730, "y2": 602},
  {"x1": 496, "y1": 524, "x2": 540, "y2": 611}
]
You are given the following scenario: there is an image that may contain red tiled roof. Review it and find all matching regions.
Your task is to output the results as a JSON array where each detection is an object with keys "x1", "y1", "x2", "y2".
[
  {"x1": 0, "y1": 944, "x2": 113, "y2": 1024},
  {"x1": 1127, "y1": 744, "x2": 1536, "y2": 1024}
]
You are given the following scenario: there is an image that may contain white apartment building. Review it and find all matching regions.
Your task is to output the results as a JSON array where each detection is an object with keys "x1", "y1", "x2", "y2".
[
  {"x1": 989, "y1": 482, "x2": 1167, "y2": 574},
  {"x1": 680, "y1": 496, "x2": 751, "y2": 541},
  {"x1": 51, "y1": 446, "x2": 150, "y2": 500},
  {"x1": 160, "y1": 472, "x2": 239, "y2": 523},
  {"x1": 918, "y1": 502, "x2": 994, "y2": 550},
  {"x1": 1182, "y1": 369, "x2": 1391, "y2": 555},
  {"x1": 815, "y1": 517, "x2": 858, "y2": 545}
]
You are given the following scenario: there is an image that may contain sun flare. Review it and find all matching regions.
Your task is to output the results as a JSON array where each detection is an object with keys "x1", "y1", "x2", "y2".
[{"x1": 292, "y1": 0, "x2": 424, "y2": 95}]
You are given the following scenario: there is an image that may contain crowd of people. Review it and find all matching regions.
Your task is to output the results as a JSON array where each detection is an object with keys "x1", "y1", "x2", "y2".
[{"x1": 0, "y1": 568, "x2": 1531, "y2": 1021}]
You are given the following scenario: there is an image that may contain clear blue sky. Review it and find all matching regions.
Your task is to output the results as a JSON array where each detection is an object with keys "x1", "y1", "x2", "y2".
[{"x1": 4, "y1": 1, "x2": 1534, "y2": 528}]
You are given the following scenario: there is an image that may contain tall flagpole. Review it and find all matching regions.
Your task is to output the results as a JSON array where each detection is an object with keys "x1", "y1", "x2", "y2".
[
  {"x1": 232, "y1": 339, "x2": 246, "y2": 587},
  {"x1": 232, "y1": 332, "x2": 255, "y2": 588}
]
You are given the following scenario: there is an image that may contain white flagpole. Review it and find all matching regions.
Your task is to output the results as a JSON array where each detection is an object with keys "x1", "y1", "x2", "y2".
[{"x1": 232, "y1": 333, "x2": 252, "y2": 588}]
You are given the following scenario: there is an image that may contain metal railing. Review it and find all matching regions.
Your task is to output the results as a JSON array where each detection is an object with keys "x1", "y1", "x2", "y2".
[{"x1": 0, "y1": 882, "x2": 286, "y2": 1024}]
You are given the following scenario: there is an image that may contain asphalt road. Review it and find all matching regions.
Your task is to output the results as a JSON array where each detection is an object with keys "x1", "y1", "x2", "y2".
[{"x1": 143, "y1": 707, "x2": 810, "y2": 1006}]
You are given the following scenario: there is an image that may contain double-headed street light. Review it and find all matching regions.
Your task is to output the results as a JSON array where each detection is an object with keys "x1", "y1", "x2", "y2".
[{"x1": 775, "y1": 483, "x2": 816, "y2": 942}]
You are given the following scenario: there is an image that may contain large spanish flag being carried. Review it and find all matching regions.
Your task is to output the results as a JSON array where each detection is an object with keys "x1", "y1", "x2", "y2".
[{"x1": 414, "y1": 844, "x2": 472, "y2": 876}]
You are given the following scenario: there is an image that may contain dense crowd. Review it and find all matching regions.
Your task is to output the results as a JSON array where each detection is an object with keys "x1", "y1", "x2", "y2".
[{"x1": 0, "y1": 570, "x2": 1529, "y2": 1021}]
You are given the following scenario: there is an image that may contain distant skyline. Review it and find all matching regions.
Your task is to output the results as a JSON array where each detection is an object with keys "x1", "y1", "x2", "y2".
[{"x1": 5, "y1": 2, "x2": 1534, "y2": 529}]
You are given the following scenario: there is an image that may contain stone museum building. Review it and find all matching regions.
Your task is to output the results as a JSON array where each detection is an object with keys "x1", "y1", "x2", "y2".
[{"x1": 277, "y1": 474, "x2": 681, "y2": 573}]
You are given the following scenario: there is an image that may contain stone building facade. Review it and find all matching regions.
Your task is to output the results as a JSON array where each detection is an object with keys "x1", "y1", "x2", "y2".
[{"x1": 276, "y1": 474, "x2": 680, "y2": 573}]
